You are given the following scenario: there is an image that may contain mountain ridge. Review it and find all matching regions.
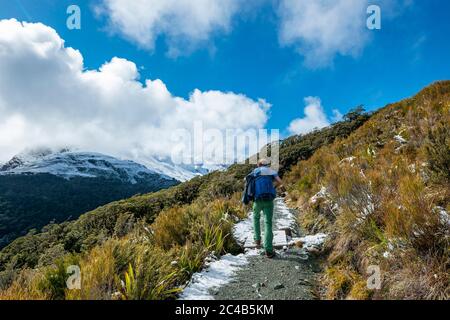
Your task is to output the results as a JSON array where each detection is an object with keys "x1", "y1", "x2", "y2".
[
  {"x1": 0, "y1": 150, "x2": 180, "y2": 249},
  {"x1": 0, "y1": 149, "x2": 175, "y2": 184},
  {"x1": 0, "y1": 147, "x2": 226, "y2": 183}
]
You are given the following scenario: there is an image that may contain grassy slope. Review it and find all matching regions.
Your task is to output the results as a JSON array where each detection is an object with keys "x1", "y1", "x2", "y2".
[
  {"x1": 0, "y1": 110, "x2": 369, "y2": 299},
  {"x1": 284, "y1": 81, "x2": 450, "y2": 299}
]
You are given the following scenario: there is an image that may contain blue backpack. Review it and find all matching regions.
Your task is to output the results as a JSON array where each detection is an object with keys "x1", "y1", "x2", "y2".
[
  {"x1": 253, "y1": 168, "x2": 277, "y2": 201},
  {"x1": 242, "y1": 167, "x2": 278, "y2": 204}
]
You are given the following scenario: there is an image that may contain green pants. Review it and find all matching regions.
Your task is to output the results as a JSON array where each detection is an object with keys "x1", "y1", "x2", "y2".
[{"x1": 253, "y1": 199, "x2": 274, "y2": 253}]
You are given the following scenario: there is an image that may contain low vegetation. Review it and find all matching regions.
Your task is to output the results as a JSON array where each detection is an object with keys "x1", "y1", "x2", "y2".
[
  {"x1": 0, "y1": 196, "x2": 245, "y2": 300},
  {"x1": 285, "y1": 81, "x2": 450, "y2": 299}
]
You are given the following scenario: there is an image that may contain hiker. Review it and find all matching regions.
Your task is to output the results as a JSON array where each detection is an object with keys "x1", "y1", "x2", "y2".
[{"x1": 243, "y1": 158, "x2": 283, "y2": 258}]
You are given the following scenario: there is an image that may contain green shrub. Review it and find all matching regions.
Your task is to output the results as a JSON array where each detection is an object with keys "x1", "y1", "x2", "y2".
[
  {"x1": 425, "y1": 121, "x2": 450, "y2": 184},
  {"x1": 38, "y1": 255, "x2": 79, "y2": 300},
  {"x1": 152, "y1": 207, "x2": 194, "y2": 250}
]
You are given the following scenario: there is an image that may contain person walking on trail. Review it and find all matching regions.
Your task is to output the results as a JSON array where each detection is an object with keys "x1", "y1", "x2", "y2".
[{"x1": 243, "y1": 158, "x2": 283, "y2": 259}]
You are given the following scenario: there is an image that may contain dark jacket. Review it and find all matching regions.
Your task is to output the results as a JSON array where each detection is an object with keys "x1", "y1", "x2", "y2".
[{"x1": 242, "y1": 173, "x2": 256, "y2": 205}]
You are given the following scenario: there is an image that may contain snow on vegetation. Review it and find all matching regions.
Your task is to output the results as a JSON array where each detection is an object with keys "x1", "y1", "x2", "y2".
[
  {"x1": 394, "y1": 134, "x2": 407, "y2": 144},
  {"x1": 382, "y1": 242, "x2": 395, "y2": 259},
  {"x1": 310, "y1": 186, "x2": 330, "y2": 204},
  {"x1": 339, "y1": 156, "x2": 356, "y2": 167},
  {"x1": 435, "y1": 206, "x2": 450, "y2": 226},
  {"x1": 289, "y1": 233, "x2": 328, "y2": 251}
]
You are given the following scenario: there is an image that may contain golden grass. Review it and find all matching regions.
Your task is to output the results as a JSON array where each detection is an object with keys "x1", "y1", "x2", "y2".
[
  {"x1": 285, "y1": 81, "x2": 450, "y2": 300},
  {"x1": 0, "y1": 196, "x2": 245, "y2": 300}
]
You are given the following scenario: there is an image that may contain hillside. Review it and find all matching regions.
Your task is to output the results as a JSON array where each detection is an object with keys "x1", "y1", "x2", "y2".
[
  {"x1": 284, "y1": 81, "x2": 449, "y2": 299},
  {"x1": 0, "y1": 150, "x2": 179, "y2": 248},
  {"x1": 0, "y1": 108, "x2": 369, "y2": 299}
]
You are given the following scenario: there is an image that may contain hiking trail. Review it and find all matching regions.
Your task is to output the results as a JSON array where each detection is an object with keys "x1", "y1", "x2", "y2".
[{"x1": 179, "y1": 198, "x2": 327, "y2": 300}]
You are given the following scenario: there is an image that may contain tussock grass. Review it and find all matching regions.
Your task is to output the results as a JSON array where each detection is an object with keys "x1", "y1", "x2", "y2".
[
  {"x1": 286, "y1": 81, "x2": 450, "y2": 300},
  {"x1": 0, "y1": 196, "x2": 245, "y2": 300}
]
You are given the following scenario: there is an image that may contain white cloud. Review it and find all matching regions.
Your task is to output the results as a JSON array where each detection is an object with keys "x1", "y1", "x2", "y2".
[
  {"x1": 277, "y1": 0, "x2": 370, "y2": 68},
  {"x1": 277, "y1": 0, "x2": 413, "y2": 68},
  {"x1": 96, "y1": 0, "x2": 241, "y2": 56},
  {"x1": 0, "y1": 19, "x2": 270, "y2": 164},
  {"x1": 288, "y1": 97, "x2": 340, "y2": 135}
]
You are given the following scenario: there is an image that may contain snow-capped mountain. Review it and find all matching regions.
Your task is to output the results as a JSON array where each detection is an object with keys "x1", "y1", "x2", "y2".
[
  {"x1": 0, "y1": 148, "x2": 183, "y2": 248},
  {"x1": 140, "y1": 156, "x2": 228, "y2": 182},
  {"x1": 0, "y1": 148, "x2": 227, "y2": 248},
  {"x1": 0, "y1": 148, "x2": 176, "y2": 184},
  {"x1": 0, "y1": 147, "x2": 228, "y2": 183}
]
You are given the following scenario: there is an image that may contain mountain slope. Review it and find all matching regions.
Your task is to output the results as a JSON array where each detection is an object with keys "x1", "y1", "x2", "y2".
[
  {"x1": 0, "y1": 149, "x2": 175, "y2": 183},
  {"x1": 0, "y1": 108, "x2": 370, "y2": 298},
  {"x1": 0, "y1": 149, "x2": 179, "y2": 248},
  {"x1": 284, "y1": 81, "x2": 449, "y2": 299},
  {"x1": 139, "y1": 156, "x2": 227, "y2": 182}
]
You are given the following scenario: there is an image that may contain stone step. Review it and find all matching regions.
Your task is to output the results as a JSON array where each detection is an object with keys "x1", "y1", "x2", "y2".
[{"x1": 243, "y1": 230, "x2": 289, "y2": 249}]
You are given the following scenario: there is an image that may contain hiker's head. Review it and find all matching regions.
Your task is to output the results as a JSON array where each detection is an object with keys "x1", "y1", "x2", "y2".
[{"x1": 257, "y1": 158, "x2": 270, "y2": 167}]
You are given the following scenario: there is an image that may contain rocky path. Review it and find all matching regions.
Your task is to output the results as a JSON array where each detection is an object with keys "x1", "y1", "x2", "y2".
[
  {"x1": 212, "y1": 247, "x2": 321, "y2": 300},
  {"x1": 180, "y1": 198, "x2": 326, "y2": 300}
]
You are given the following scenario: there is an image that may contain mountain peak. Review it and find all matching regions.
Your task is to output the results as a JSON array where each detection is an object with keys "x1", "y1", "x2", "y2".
[
  {"x1": 1, "y1": 147, "x2": 69, "y2": 171},
  {"x1": 0, "y1": 149, "x2": 178, "y2": 184}
]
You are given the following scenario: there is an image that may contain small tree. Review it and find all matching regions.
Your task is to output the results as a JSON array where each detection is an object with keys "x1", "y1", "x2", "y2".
[
  {"x1": 344, "y1": 105, "x2": 366, "y2": 122},
  {"x1": 425, "y1": 122, "x2": 450, "y2": 184}
]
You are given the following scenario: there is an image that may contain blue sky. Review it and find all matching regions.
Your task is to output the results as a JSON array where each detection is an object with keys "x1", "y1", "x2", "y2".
[{"x1": 0, "y1": 0, "x2": 449, "y2": 163}]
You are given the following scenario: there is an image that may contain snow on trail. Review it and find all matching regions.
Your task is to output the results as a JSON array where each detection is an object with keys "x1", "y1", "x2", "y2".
[
  {"x1": 179, "y1": 198, "x2": 327, "y2": 300},
  {"x1": 274, "y1": 198, "x2": 298, "y2": 231},
  {"x1": 179, "y1": 251, "x2": 258, "y2": 300},
  {"x1": 233, "y1": 198, "x2": 296, "y2": 246}
]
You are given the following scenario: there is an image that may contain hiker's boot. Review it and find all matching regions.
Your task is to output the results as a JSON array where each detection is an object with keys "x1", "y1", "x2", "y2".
[
  {"x1": 255, "y1": 240, "x2": 262, "y2": 249},
  {"x1": 265, "y1": 251, "x2": 276, "y2": 259}
]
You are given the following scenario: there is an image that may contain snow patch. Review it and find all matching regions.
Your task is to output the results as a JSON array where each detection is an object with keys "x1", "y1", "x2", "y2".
[
  {"x1": 274, "y1": 198, "x2": 297, "y2": 230},
  {"x1": 435, "y1": 206, "x2": 450, "y2": 226},
  {"x1": 382, "y1": 241, "x2": 397, "y2": 259},
  {"x1": 394, "y1": 135, "x2": 407, "y2": 144},
  {"x1": 232, "y1": 214, "x2": 254, "y2": 246},
  {"x1": 339, "y1": 156, "x2": 356, "y2": 167},
  {"x1": 289, "y1": 233, "x2": 327, "y2": 251},
  {"x1": 179, "y1": 251, "x2": 258, "y2": 300},
  {"x1": 310, "y1": 186, "x2": 329, "y2": 204},
  {"x1": 139, "y1": 156, "x2": 227, "y2": 182}
]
